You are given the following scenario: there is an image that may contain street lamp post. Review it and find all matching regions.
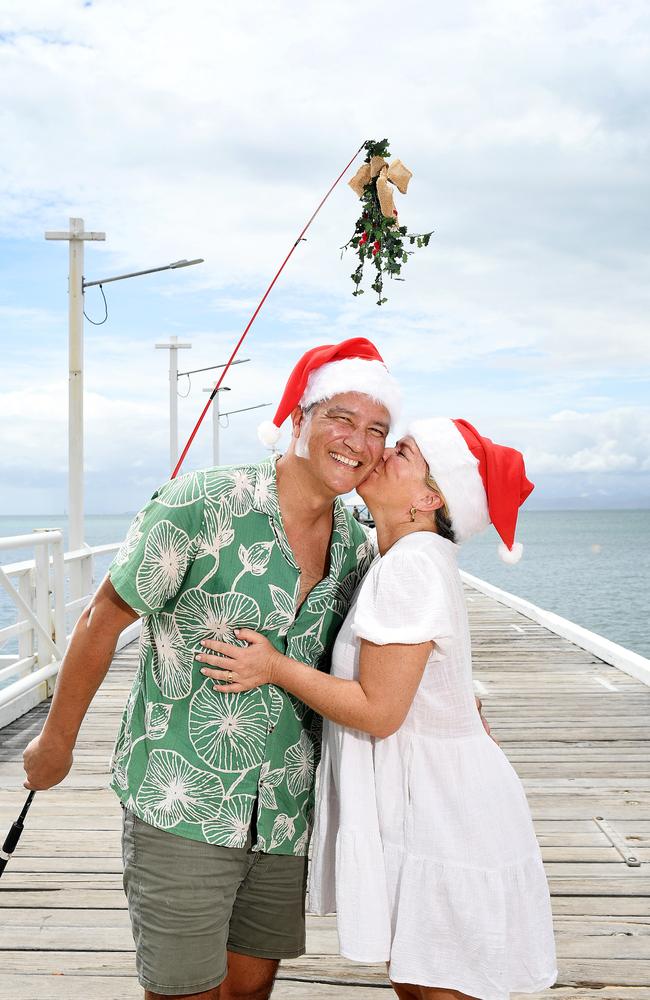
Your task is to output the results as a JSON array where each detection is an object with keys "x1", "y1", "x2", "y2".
[
  {"x1": 44, "y1": 219, "x2": 105, "y2": 565},
  {"x1": 203, "y1": 387, "x2": 231, "y2": 466},
  {"x1": 45, "y1": 217, "x2": 203, "y2": 597},
  {"x1": 156, "y1": 337, "x2": 192, "y2": 473}
]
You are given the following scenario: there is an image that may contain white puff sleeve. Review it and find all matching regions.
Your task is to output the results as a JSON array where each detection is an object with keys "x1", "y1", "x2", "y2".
[{"x1": 351, "y1": 542, "x2": 453, "y2": 648}]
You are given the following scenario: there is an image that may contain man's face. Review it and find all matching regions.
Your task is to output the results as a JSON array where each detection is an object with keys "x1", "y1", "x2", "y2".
[{"x1": 291, "y1": 391, "x2": 390, "y2": 496}]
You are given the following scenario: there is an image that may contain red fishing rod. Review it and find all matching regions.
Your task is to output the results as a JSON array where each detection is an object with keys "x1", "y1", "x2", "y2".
[
  {"x1": 5, "y1": 142, "x2": 367, "y2": 875},
  {"x1": 171, "y1": 140, "x2": 366, "y2": 479}
]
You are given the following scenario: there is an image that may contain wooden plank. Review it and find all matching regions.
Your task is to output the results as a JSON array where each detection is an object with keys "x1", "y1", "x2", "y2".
[
  {"x1": 0, "y1": 889, "x2": 128, "y2": 909},
  {"x1": 0, "y1": 977, "x2": 142, "y2": 1000},
  {"x1": 2, "y1": 582, "x2": 650, "y2": 998},
  {"x1": 0, "y1": 978, "x2": 647, "y2": 1000}
]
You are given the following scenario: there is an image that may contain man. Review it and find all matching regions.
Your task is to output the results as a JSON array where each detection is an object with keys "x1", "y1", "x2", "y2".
[{"x1": 23, "y1": 337, "x2": 401, "y2": 1000}]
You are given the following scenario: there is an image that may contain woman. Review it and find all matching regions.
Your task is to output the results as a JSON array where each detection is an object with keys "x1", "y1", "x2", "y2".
[{"x1": 197, "y1": 417, "x2": 557, "y2": 1000}]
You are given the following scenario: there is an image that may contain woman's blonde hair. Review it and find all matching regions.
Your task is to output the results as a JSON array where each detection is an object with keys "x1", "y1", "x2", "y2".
[{"x1": 424, "y1": 470, "x2": 456, "y2": 543}]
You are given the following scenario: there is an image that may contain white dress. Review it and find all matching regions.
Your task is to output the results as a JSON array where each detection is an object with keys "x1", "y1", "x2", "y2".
[{"x1": 309, "y1": 532, "x2": 557, "y2": 1000}]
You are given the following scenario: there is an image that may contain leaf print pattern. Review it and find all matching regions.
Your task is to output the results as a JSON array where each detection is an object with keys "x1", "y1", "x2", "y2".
[
  {"x1": 270, "y1": 812, "x2": 296, "y2": 850},
  {"x1": 253, "y1": 464, "x2": 278, "y2": 515},
  {"x1": 203, "y1": 794, "x2": 255, "y2": 848},
  {"x1": 108, "y1": 454, "x2": 373, "y2": 856},
  {"x1": 113, "y1": 509, "x2": 145, "y2": 567},
  {"x1": 150, "y1": 613, "x2": 194, "y2": 700},
  {"x1": 155, "y1": 472, "x2": 204, "y2": 508},
  {"x1": 284, "y1": 731, "x2": 315, "y2": 796},
  {"x1": 287, "y1": 632, "x2": 324, "y2": 667},
  {"x1": 269, "y1": 515, "x2": 298, "y2": 569},
  {"x1": 111, "y1": 723, "x2": 133, "y2": 791},
  {"x1": 135, "y1": 520, "x2": 191, "y2": 610},
  {"x1": 305, "y1": 577, "x2": 338, "y2": 616},
  {"x1": 236, "y1": 541, "x2": 273, "y2": 578},
  {"x1": 288, "y1": 693, "x2": 308, "y2": 722},
  {"x1": 197, "y1": 501, "x2": 235, "y2": 568},
  {"x1": 329, "y1": 541, "x2": 347, "y2": 577},
  {"x1": 189, "y1": 681, "x2": 267, "y2": 772},
  {"x1": 333, "y1": 499, "x2": 351, "y2": 546},
  {"x1": 285, "y1": 631, "x2": 324, "y2": 722},
  {"x1": 294, "y1": 828, "x2": 309, "y2": 856},
  {"x1": 205, "y1": 467, "x2": 254, "y2": 517},
  {"x1": 267, "y1": 685, "x2": 284, "y2": 728},
  {"x1": 263, "y1": 583, "x2": 297, "y2": 635},
  {"x1": 136, "y1": 749, "x2": 225, "y2": 827},
  {"x1": 330, "y1": 568, "x2": 364, "y2": 619},
  {"x1": 356, "y1": 536, "x2": 377, "y2": 577},
  {"x1": 258, "y1": 761, "x2": 285, "y2": 811},
  {"x1": 144, "y1": 702, "x2": 172, "y2": 740},
  {"x1": 174, "y1": 589, "x2": 261, "y2": 650}
]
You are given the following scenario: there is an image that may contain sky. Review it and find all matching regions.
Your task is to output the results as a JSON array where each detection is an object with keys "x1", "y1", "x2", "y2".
[{"x1": 1, "y1": 0, "x2": 649, "y2": 515}]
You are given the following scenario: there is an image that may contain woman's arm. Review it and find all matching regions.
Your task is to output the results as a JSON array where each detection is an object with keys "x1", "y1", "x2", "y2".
[{"x1": 197, "y1": 629, "x2": 431, "y2": 739}]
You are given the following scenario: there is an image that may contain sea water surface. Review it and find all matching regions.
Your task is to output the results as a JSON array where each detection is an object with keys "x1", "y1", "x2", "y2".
[{"x1": 1, "y1": 509, "x2": 648, "y2": 659}]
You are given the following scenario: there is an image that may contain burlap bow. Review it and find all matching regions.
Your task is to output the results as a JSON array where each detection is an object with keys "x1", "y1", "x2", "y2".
[{"x1": 348, "y1": 156, "x2": 413, "y2": 218}]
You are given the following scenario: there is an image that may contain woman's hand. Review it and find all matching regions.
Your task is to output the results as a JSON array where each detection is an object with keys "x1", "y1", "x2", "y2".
[{"x1": 196, "y1": 628, "x2": 279, "y2": 692}]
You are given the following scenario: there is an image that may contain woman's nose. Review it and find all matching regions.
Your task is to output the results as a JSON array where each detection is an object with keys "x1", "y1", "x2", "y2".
[{"x1": 383, "y1": 446, "x2": 395, "y2": 460}]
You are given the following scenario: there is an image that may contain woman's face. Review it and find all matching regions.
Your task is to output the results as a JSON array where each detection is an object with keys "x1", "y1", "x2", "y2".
[{"x1": 358, "y1": 435, "x2": 435, "y2": 515}]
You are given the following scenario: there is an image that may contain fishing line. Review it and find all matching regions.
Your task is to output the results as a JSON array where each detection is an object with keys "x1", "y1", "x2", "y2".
[{"x1": 170, "y1": 140, "x2": 366, "y2": 479}]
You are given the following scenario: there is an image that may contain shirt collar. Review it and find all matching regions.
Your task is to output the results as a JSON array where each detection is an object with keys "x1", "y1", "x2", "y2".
[{"x1": 251, "y1": 456, "x2": 352, "y2": 579}]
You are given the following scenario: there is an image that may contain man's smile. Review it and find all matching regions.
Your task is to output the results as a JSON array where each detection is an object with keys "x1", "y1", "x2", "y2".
[{"x1": 329, "y1": 451, "x2": 361, "y2": 469}]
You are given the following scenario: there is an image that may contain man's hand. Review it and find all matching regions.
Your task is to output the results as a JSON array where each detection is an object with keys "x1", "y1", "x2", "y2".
[
  {"x1": 198, "y1": 628, "x2": 280, "y2": 692},
  {"x1": 23, "y1": 731, "x2": 74, "y2": 790},
  {"x1": 21, "y1": 576, "x2": 137, "y2": 792}
]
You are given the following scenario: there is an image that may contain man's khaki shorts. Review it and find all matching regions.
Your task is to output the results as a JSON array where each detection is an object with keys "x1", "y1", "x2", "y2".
[{"x1": 121, "y1": 808, "x2": 307, "y2": 996}]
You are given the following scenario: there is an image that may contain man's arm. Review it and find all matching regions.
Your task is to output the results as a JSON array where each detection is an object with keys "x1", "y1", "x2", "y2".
[{"x1": 22, "y1": 576, "x2": 138, "y2": 790}]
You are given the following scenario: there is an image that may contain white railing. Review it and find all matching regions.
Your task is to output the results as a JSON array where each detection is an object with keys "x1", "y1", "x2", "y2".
[
  {"x1": 0, "y1": 532, "x2": 139, "y2": 729},
  {"x1": 461, "y1": 570, "x2": 650, "y2": 687}
]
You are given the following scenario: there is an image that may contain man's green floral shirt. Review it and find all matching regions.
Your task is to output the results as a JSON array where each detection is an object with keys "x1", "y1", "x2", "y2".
[{"x1": 108, "y1": 456, "x2": 374, "y2": 856}]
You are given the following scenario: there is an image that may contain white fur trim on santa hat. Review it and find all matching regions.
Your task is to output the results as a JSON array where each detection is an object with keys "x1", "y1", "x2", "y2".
[
  {"x1": 408, "y1": 418, "x2": 489, "y2": 544},
  {"x1": 499, "y1": 541, "x2": 523, "y2": 563},
  {"x1": 301, "y1": 357, "x2": 401, "y2": 426},
  {"x1": 257, "y1": 420, "x2": 282, "y2": 449}
]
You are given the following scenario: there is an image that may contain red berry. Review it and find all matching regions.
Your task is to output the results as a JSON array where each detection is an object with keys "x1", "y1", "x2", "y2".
[
  {"x1": 359, "y1": 232, "x2": 368, "y2": 245},
  {"x1": 373, "y1": 240, "x2": 381, "y2": 251}
]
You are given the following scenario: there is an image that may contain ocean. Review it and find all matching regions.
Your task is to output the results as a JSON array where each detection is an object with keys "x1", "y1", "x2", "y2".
[{"x1": 1, "y1": 509, "x2": 648, "y2": 659}]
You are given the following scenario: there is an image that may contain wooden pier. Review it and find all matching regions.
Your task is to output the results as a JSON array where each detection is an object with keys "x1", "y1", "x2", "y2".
[{"x1": 1, "y1": 583, "x2": 649, "y2": 1000}]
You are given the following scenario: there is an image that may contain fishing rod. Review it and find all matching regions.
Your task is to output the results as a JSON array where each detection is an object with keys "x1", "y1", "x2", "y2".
[
  {"x1": 0, "y1": 790, "x2": 35, "y2": 879},
  {"x1": 171, "y1": 139, "x2": 366, "y2": 479},
  {"x1": 4, "y1": 141, "x2": 367, "y2": 872}
]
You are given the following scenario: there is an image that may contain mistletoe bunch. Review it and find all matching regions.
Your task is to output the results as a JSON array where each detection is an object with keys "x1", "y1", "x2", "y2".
[{"x1": 343, "y1": 138, "x2": 433, "y2": 305}]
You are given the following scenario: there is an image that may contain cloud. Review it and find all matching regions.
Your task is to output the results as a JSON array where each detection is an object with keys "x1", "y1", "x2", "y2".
[{"x1": 1, "y1": 0, "x2": 649, "y2": 511}]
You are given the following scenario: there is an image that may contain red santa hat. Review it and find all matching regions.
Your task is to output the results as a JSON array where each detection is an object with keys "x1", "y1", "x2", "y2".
[
  {"x1": 258, "y1": 337, "x2": 401, "y2": 449},
  {"x1": 408, "y1": 417, "x2": 534, "y2": 563}
]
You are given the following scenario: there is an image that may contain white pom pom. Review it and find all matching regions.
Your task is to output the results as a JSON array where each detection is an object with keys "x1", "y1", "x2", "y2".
[
  {"x1": 257, "y1": 420, "x2": 281, "y2": 449},
  {"x1": 498, "y1": 541, "x2": 523, "y2": 564}
]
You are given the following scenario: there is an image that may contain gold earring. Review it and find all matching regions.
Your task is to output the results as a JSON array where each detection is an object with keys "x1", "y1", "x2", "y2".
[{"x1": 409, "y1": 507, "x2": 417, "y2": 522}]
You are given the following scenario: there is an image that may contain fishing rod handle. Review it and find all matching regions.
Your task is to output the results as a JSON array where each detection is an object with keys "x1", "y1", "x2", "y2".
[{"x1": 2, "y1": 818, "x2": 24, "y2": 857}]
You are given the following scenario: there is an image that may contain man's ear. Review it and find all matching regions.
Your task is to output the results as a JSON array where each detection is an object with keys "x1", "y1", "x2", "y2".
[{"x1": 289, "y1": 406, "x2": 305, "y2": 439}]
